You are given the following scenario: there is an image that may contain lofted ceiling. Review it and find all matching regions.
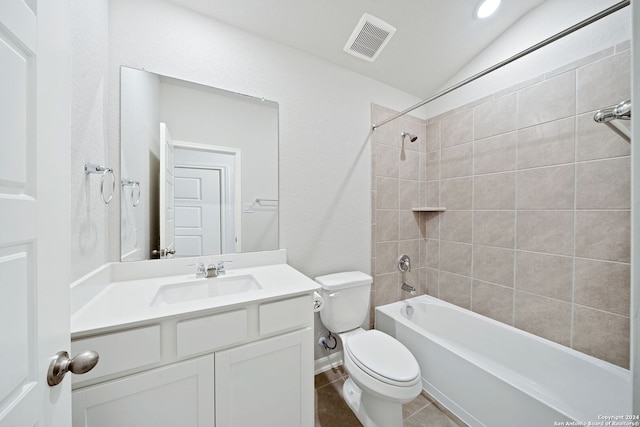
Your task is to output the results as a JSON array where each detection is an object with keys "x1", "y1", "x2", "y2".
[{"x1": 164, "y1": 0, "x2": 548, "y2": 98}]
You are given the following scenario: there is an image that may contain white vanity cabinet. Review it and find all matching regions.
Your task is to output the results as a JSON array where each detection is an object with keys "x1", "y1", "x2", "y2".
[{"x1": 71, "y1": 293, "x2": 314, "y2": 427}]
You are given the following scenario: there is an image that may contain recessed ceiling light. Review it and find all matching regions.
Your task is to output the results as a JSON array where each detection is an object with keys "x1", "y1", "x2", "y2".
[{"x1": 475, "y1": 0, "x2": 501, "y2": 19}]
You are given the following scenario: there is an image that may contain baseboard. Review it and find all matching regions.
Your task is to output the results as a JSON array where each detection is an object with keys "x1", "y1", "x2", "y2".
[{"x1": 314, "y1": 351, "x2": 343, "y2": 375}]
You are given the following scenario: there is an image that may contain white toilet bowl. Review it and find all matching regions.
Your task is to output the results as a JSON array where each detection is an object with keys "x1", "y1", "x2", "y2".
[
  {"x1": 315, "y1": 272, "x2": 422, "y2": 427},
  {"x1": 339, "y1": 329, "x2": 422, "y2": 427}
]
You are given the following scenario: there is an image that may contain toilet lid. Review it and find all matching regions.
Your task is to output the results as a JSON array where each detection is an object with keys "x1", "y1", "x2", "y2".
[{"x1": 345, "y1": 330, "x2": 419, "y2": 385}]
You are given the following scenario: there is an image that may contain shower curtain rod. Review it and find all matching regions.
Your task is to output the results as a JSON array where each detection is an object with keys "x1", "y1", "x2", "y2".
[{"x1": 372, "y1": 0, "x2": 630, "y2": 130}]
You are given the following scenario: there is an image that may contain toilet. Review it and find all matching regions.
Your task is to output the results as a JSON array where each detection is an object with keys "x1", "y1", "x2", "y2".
[{"x1": 316, "y1": 271, "x2": 421, "y2": 427}]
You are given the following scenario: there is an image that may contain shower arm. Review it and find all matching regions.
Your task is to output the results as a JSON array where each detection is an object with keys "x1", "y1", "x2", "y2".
[{"x1": 372, "y1": 0, "x2": 630, "y2": 130}]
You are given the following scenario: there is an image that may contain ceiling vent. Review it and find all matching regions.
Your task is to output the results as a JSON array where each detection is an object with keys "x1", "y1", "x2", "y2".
[{"x1": 343, "y1": 13, "x2": 396, "y2": 62}]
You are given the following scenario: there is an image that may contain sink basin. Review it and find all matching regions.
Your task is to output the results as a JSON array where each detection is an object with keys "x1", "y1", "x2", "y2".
[{"x1": 151, "y1": 274, "x2": 262, "y2": 306}]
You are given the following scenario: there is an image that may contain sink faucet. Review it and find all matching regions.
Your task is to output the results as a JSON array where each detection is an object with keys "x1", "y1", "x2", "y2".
[{"x1": 194, "y1": 260, "x2": 232, "y2": 278}]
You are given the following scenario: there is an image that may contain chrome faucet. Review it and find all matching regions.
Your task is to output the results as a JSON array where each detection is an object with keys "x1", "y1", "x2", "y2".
[
  {"x1": 194, "y1": 261, "x2": 232, "y2": 278},
  {"x1": 401, "y1": 283, "x2": 416, "y2": 296}
]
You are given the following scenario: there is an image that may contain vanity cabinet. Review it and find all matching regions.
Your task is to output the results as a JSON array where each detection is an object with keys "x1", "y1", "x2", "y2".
[
  {"x1": 71, "y1": 293, "x2": 314, "y2": 427},
  {"x1": 72, "y1": 355, "x2": 215, "y2": 427}
]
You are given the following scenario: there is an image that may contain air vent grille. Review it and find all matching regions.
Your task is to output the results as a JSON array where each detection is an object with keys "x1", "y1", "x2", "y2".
[{"x1": 344, "y1": 13, "x2": 396, "y2": 62}]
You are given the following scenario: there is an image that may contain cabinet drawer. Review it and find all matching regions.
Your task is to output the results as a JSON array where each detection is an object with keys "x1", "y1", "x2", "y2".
[
  {"x1": 71, "y1": 325, "x2": 161, "y2": 384},
  {"x1": 177, "y1": 309, "x2": 247, "y2": 358},
  {"x1": 259, "y1": 294, "x2": 311, "y2": 336}
]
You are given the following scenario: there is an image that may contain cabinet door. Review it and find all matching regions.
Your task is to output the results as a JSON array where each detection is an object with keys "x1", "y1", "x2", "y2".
[
  {"x1": 215, "y1": 328, "x2": 314, "y2": 427},
  {"x1": 72, "y1": 355, "x2": 214, "y2": 427}
]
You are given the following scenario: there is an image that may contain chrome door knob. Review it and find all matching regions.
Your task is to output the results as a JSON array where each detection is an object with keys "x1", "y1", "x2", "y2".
[{"x1": 47, "y1": 350, "x2": 99, "y2": 386}]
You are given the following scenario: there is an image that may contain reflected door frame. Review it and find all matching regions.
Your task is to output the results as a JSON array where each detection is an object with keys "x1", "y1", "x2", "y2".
[{"x1": 174, "y1": 141, "x2": 242, "y2": 253}]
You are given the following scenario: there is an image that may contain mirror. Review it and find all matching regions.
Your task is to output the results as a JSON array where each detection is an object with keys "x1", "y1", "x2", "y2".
[{"x1": 120, "y1": 66, "x2": 279, "y2": 261}]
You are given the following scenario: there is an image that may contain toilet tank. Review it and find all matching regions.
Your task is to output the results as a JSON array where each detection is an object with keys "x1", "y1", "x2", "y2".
[{"x1": 315, "y1": 271, "x2": 372, "y2": 333}]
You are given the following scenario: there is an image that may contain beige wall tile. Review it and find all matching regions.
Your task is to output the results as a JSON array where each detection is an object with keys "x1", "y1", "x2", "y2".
[
  {"x1": 375, "y1": 209, "x2": 398, "y2": 242},
  {"x1": 440, "y1": 241, "x2": 472, "y2": 276},
  {"x1": 515, "y1": 251, "x2": 573, "y2": 301},
  {"x1": 426, "y1": 181, "x2": 440, "y2": 207},
  {"x1": 426, "y1": 268, "x2": 439, "y2": 297},
  {"x1": 517, "y1": 165, "x2": 575, "y2": 210},
  {"x1": 439, "y1": 271, "x2": 471, "y2": 309},
  {"x1": 516, "y1": 211, "x2": 573, "y2": 255},
  {"x1": 473, "y1": 211, "x2": 515, "y2": 248},
  {"x1": 376, "y1": 143, "x2": 399, "y2": 177},
  {"x1": 514, "y1": 292, "x2": 571, "y2": 346},
  {"x1": 574, "y1": 258, "x2": 630, "y2": 316},
  {"x1": 474, "y1": 92, "x2": 517, "y2": 140},
  {"x1": 400, "y1": 149, "x2": 420, "y2": 180},
  {"x1": 426, "y1": 151, "x2": 440, "y2": 181},
  {"x1": 425, "y1": 212, "x2": 439, "y2": 239},
  {"x1": 474, "y1": 172, "x2": 515, "y2": 210},
  {"x1": 473, "y1": 245, "x2": 514, "y2": 287},
  {"x1": 399, "y1": 210, "x2": 421, "y2": 240},
  {"x1": 473, "y1": 132, "x2": 517, "y2": 175},
  {"x1": 399, "y1": 180, "x2": 420, "y2": 210},
  {"x1": 375, "y1": 241, "x2": 399, "y2": 275},
  {"x1": 577, "y1": 50, "x2": 630, "y2": 114},
  {"x1": 517, "y1": 118, "x2": 575, "y2": 169},
  {"x1": 572, "y1": 306, "x2": 629, "y2": 368},
  {"x1": 372, "y1": 109, "x2": 401, "y2": 147},
  {"x1": 376, "y1": 177, "x2": 398, "y2": 209},
  {"x1": 576, "y1": 157, "x2": 630, "y2": 209},
  {"x1": 440, "y1": 178, "x2": 472, "y2": 210},
  {"x1": 518, "y1": 72, "x2": 576, "y2": 128},
  {"x1": 426, "y1": 239, "x2": 439, "y2": 269},
  {"x1": 419, "y1": 153, "x2": 426, "y2": 182},
  {"x1": 425, "y1": 121, "x2": 440, "y2": 153},
  {"x1": 441, "y1": 109, "x2": 473, "y2": 148},
  {"x1": 575, "y1": 211, "x2": 630, "y2": 263},
  {"x1": 441, "y1": 142, "x2": 473, "y2": 179},
  {"x1": 471, "y1": 281, "x2": 514, "y2": 325},
  {"x1": 374, "y1": 273, "x2": 399, "y2": 307},
  {"x1": 576, "y1": 113, "x2": 630, "y2": 161},
  {"x1": 440, "y1": 210, "x2": 472, "y2": 243}
]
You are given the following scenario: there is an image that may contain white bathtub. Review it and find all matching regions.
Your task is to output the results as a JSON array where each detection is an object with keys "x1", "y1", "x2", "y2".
[{"x1": 375, "y1": 295, "x2": 631, "y2": 427}]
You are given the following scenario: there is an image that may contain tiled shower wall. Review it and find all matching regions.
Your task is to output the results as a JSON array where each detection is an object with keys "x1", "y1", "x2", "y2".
[{"x1": 371, "y1": 42, "x2": 631, "y2": 368}]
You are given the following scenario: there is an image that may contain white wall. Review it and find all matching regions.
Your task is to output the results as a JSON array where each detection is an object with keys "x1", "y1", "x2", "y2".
[
  {"x1": 106, "y1": 0, "x2": 423, "y2": 280},
  {"x1": 70, "y1": 0, "x2": 110, "y2": 279},
  {"x1": 421, "y1": 0, "x2": 631, "y2": 117}
]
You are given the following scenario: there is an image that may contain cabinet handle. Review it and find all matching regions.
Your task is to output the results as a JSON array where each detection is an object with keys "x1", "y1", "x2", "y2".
[{"x1": 47, "y1": 350, "x2": 99, "y2": 386}]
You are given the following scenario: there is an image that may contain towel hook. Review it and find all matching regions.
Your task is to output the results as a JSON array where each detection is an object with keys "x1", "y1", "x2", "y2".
[{"x1": 85, "y1": 162, "x2": 115, "y2": 204}]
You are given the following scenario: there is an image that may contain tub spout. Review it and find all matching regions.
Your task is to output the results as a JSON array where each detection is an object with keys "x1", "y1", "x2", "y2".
[{"x1": 401, "y1": 283, "x2": 416, "y2": 295}]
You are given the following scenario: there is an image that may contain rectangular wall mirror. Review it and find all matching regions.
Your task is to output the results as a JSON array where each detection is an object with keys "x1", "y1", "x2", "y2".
[{"x1": 120, "y1": 66, "x2": 279, "y2": 261}]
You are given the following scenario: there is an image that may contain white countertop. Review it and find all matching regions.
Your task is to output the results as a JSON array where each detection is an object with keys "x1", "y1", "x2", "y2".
[{"x1": 71, "y1": 262, "x2": 320, "y2": 338}]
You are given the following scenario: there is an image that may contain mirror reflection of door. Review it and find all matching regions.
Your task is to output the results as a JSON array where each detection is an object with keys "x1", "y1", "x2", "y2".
[
  {"x1": 173, "y1": 143, "x2": 240, "y2": 256},
  {"x1": 159, "y1": 123, "x2": 176, "y2": 258},
  {"x1": 174, "y1": 167, "x2": 222, "y2": 256}
]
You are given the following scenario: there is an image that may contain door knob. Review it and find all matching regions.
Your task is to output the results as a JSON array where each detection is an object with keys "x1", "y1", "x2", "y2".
[{"x1": 47, "y1": 350, "x2": 99, "y2": 386}]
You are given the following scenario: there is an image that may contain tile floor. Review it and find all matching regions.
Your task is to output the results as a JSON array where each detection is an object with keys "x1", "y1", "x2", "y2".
[{"x1": 314, "y1": 365, "x2": 466, "y2": 426}]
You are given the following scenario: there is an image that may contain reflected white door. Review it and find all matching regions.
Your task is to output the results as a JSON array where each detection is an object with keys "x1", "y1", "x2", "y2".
[
  {"x1": 0, "y1": 0, "x2": 71, "y2": 425},
  {"x1": 159, "y1": 123, "x2": 175, "y2": 258},
  {"x1": 174, "y1": 167, "x2": 222, "y2": 257}
]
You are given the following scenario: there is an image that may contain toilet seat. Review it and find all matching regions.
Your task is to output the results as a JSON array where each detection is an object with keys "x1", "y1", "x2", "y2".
[{"x1": 344, "y1": 330, "x2": 420, "y2": 387}]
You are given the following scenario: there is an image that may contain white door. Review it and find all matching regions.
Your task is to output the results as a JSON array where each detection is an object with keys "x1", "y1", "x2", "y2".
[
  {"x1": 174, "y1": 167, "x2": 222, "y2": 257},
  {"x1": 159, "y1": 123, "x2": 175, "y2": 258},
  {"x1": 0, "y1": 0, "x2": 71, "y2": 426}
]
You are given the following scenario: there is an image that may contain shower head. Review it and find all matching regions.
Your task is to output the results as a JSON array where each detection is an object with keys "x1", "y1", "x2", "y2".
[{"x1": 401, "y1": 132, "x2": 418, "y2": 143}]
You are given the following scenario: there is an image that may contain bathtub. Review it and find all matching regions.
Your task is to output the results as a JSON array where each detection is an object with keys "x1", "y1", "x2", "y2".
[{"x1": 375, "y1": 295, "x2": 631, "y2": 427}]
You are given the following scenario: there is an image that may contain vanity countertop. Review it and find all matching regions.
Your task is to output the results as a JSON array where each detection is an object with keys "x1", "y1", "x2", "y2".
[{"x1": 71, "y1": 261, "x2": 320, "y2": 338}]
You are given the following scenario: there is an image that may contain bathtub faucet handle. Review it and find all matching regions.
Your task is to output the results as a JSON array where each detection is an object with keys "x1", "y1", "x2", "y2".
[{"x1": 398, "y1": 254, "x2": 411, "y2": 272}]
